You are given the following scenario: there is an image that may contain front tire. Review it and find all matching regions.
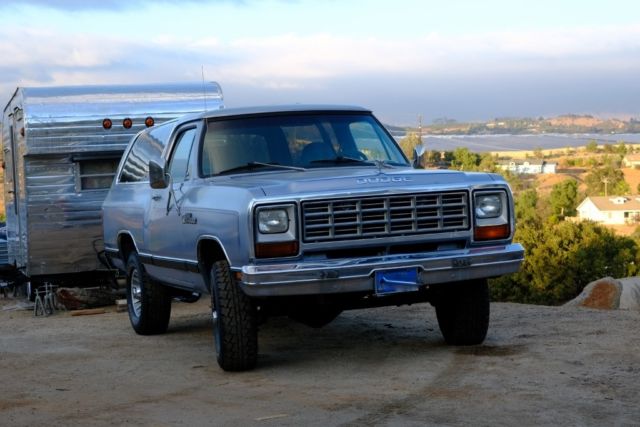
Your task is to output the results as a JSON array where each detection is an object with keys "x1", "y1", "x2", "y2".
[
  {"x1": 434, "y1": 279, "x2": 490, "y2": 345},
  {"x1": 210, "y1": 260, "x2": 258, "y2": 371},
  {"x1": 126, "y1": 252, "x2": 172, "y2": 335}
]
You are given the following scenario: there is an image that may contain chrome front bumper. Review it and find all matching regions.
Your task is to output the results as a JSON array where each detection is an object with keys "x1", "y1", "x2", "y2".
[{"x1": 239, "y1": 243, "x2": 525, "y2": 297}]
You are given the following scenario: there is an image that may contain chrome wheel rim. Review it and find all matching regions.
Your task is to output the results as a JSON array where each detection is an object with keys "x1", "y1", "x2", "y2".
[{"x1": 130, "y1": 269, "x2": 143, "y2": 317}]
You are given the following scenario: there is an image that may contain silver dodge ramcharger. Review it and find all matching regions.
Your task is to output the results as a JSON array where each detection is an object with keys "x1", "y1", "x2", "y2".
[{"x1": 102, "y1": 105, "x2": 524, "y2": 371}]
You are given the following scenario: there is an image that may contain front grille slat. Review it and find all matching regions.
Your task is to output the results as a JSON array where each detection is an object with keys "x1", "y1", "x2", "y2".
[{"x1": 302, "y1": 191, "x2": 469, "y2": 242}]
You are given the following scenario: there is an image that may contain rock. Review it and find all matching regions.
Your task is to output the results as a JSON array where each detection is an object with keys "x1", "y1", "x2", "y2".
[
  {"x1": 565, "y1": 276, "x2": 640, "y2": 310},
  {"x1": 618, "y1": 277, "x2": 640, "y2": 310},
  {"x1": 565, "y1": 277, "x2": 622, "y2": 309},
  {"x1": 56, "y1": 287, "x2": 118, "y2": 310}
]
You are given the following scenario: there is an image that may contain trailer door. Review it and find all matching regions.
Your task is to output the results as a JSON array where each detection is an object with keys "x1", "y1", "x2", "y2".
[{"x1": 3, "y1": 115, "x2": 22, "y2": 266}]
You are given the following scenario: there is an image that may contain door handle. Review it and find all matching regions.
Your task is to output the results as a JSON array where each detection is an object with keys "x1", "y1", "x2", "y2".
[{"x1": 152, "y1": 195, "x2": 162, "y2": 201}]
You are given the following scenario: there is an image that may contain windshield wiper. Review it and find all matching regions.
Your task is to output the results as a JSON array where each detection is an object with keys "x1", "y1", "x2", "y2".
[
  {"x1": 216, "y1": 161, "x2": 305, "y2": 175},
  {"x1": 308, "y1": 156, "x2": 374, "y2": 166}
]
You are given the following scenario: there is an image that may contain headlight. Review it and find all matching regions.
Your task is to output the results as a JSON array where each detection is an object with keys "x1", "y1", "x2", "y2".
[
  {"x1": 474, "y1": 191, "x2": 510, "y2": 241},
  {"x1": 475, "y1": 194, "x2": 502, "y2": 218},
  {"x1": 254, "y1": 204, "x2": 298, "y2": 258},
  {"x1": 258, "y1": 208, "x2": 289, "y2": 234}
]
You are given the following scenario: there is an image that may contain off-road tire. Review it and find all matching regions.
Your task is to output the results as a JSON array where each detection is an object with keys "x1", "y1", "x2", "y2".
[
  {"x1": 126, "y1": 252, "x2": 172, "y2": 335},
  {"x1": 210, "y1": 260, "x2": 258, "y2": 371},
  {"x1": 434, "y1": 279, "x2": 490, "y2": 345}
]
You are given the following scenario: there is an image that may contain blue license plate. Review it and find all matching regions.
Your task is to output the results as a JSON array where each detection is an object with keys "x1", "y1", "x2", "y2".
[{"x1": 374, "y1": 268, "x2": 420, "y2": 295}]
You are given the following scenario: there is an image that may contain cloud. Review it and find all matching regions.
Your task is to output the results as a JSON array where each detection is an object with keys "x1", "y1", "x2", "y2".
[
  {"x1": 1, "y1": 18, "x2": 639, "y2": 122},
  {"x1": 0, "y1": 0, "x2": 246, "y2": 11}
]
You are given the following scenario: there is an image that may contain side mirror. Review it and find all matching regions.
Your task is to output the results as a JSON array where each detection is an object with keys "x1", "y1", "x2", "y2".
[
  {"x1": 149, "y1": 160, "x2": 169, "y2": 189},
  {"x1": 412, "y1": 144, "x2": 427, "y2": 169}
]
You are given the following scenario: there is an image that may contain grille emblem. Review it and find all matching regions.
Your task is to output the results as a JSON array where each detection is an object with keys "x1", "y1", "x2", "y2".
[{"x1": 356, "y1": 176, "x2": 411, "y2": 184}]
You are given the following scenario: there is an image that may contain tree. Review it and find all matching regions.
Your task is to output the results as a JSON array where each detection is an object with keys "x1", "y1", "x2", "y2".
[
  {"x1": 515, "y1": 189, "x2": 539, "y2": 225},
  {"x1": 586, "y1": 140, "x2": 598, "y2": 153},
  {"x1": 398, "y1": 132, "x2": 421, "y2": 159},
  {"x1": 451, "y1": 147, "x2": 479, "y2": 171},
  {"x1": 585, "y1": 165, "x2": 630, "y2": 196},
  {"x1": 478, "y1": 153, "x2": 497, "y2": 172},
  {"x1": 490, "y1": 220, "x2": 640, "y2": 305},
  {"x1": 549, "y1": 179, "x2": 579, "y2": 218}
]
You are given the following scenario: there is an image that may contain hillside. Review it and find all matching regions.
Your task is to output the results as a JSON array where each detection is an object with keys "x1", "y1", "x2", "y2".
[{"x1": 414, "y1": 114, "x2": 640, "y2": 135}]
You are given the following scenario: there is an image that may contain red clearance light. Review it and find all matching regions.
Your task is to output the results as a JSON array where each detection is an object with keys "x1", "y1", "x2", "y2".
[
  {"x1": 122, "y1": 118, "x2": 133, "y2": 129},
  {"x1": 102, "y1": 118, "x2": 112, "y2": 130},
  {"x1": 255, "y1": 241, "x2": 299, "y2": 258},
  {"x1": 145, "y1": 116, "x2": 155, "y2": 127},
  {"x1": 474, "y1": 224, "x2": 510, "y2": 241}
]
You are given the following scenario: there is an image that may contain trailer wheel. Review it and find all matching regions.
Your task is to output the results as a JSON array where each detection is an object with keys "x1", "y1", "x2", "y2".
[
  {"x1": 210, "y1": 260, "x2": 258, "y2": 371},
  {"x1": 434, "y1": 279, "x2": 490, "y2": 345},
  {"x1": 126, "y1": 252, "x2": 171, "y2": 335}
]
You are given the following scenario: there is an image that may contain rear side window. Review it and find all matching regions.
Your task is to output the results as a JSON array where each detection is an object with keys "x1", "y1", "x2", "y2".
[{"x1": 119, "y1": 124, "x2": 173, "y2": 183}]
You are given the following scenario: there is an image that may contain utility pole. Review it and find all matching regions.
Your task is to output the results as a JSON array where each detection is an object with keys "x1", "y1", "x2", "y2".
[{"x1": 602, "y1": 177, "x2": 610, "y2": 197}]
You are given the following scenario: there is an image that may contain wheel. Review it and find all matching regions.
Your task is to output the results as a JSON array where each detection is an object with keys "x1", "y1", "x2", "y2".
[
  {"x1": 210, "y1": 260, "x2": 258, "y2": 371},
  {"x1": 126, "y1": 252, "x2": 172, "y2": 335},
  {"x1": 289, "y1": 305, "x2": 342, "y2": 328},
  {"x1": 434, "y1": 279, "x2": 490, "y2": 345}
]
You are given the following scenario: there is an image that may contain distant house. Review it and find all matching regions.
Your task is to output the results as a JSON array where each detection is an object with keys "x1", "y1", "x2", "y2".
[
  {"x1": 496, "y1": 159, "x2": 557, "y2": 174},
  {"x1": 622, "y1": 154, "x2": 640, "y2": 168},
  {"x1": 577, "y1": 196, "x2": 640, "y2": 225}
]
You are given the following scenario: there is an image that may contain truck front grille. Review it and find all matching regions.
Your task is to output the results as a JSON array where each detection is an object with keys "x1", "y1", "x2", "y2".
[{"x1": 302, "y1": 191, "x2": 469, "y2": 242}]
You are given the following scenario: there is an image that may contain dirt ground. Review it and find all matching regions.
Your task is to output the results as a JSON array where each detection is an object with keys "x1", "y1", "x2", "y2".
[{"x1": 1, "y1": 295, "x2": 639, "y2": 426}]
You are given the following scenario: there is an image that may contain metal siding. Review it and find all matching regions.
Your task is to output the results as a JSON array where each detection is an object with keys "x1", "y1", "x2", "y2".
[{"x1": 2, "y1": 82, "x2": 223, "y2": 278}]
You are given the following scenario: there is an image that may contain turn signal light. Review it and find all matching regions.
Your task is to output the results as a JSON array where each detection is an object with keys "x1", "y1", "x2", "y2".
[
  {"x1": 255, "y1": 241, "x2": 299, "y2": 258},
  {"x1": 474, "y1": 224, "x2": 510, "y2": 241}
]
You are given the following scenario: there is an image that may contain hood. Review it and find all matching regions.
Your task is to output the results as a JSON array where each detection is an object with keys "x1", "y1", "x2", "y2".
[{"x1": 213, "y1": 166, "x2": 503, "y2": 198}]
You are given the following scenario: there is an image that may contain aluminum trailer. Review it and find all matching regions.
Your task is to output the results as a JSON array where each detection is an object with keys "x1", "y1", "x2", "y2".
[{"x1": 1, "y1": 82, "x2": 224, "y2": 288}]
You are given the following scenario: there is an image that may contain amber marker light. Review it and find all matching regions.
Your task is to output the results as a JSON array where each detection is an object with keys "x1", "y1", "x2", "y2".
[
  {"x1": 474, "y1": 224, "x2": 510, "y2": 241},
  {"x1": 145, "y1": 116, "x2": 155, "y2": 127},
  {"x1": 255, "y1": 241, "x2": 299, "y2": 258},
  {"x1": 102, "y1": 118, "x2": 113, "y2": 130},
  {"x1": 122, "y1": 118, "x2": 133, "y2": 129}
]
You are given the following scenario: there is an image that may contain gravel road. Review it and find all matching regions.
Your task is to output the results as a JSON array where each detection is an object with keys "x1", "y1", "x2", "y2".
[{"x1": 1, "y1": 296, "x2": 639, "y2": 426}]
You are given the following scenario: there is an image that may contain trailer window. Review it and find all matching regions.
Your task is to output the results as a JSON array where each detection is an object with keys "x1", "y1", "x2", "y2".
[{"x1": 77, "y1": 159, "x2": 119, "y2": 190}]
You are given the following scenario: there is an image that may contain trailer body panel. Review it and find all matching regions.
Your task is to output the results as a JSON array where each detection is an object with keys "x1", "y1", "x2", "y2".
[{"x1": 1, "y1": 82, "x2": 223, "y2": 281}]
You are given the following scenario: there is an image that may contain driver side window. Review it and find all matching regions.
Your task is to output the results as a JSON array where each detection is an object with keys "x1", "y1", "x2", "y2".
[{"x1": 168, "y1": 128, "x2": 197, "y2": 183}]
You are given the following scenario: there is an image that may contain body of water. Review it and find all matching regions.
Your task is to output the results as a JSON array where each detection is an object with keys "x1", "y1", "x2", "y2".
[{"x1": 392, "y1": 133, "x2": 640, "y2": 153}]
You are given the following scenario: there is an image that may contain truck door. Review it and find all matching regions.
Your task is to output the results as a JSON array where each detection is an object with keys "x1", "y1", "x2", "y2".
[{"x1": 146, "y1": 124, "x2": 200, "y2": 281}]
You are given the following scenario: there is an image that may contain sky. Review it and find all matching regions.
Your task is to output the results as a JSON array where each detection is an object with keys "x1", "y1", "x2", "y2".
[{"x1": 0, "y1": 0, "x2": 639, "y2": 126}]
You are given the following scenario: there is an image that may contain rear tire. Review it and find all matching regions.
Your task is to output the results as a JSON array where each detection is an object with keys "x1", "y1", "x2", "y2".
[
  {"x1": 126, "y1": 252, "x2": 172, "y2": 335},
  {"x1": 434, "y1": 279, "x2": 490, "y2": 345},
  {"x1": 210, "y1": 260, "x2": 258, "y2": 371}
]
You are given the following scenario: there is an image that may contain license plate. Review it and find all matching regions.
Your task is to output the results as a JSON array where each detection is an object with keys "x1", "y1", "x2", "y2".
[{"x1": 374, "y1": 268, "x2": 420, "y2": 295}]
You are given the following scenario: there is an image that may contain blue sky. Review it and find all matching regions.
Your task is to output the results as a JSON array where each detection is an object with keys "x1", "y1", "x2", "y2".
[{"x1": 1, "y1": 0, "x2": 639, "y2": 125}]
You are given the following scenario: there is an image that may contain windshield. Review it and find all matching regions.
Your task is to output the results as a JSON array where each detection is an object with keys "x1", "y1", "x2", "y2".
[{"x1": 200, "y1": 113, "x2": 408, "y2": 176}]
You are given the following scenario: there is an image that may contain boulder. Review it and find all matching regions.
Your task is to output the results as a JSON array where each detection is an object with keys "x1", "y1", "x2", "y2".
[{"x1": 565, "y1": 277, "x2": 640, "y2": 310}]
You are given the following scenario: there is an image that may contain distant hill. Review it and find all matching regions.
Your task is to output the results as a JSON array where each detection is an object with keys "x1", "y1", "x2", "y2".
[{"x1": 400, "y1": 115, "x2": 640, "y2": 135}]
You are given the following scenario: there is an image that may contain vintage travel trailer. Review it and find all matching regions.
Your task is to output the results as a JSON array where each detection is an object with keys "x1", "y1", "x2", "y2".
[{"x1": 1, "y1": 82, "x2": 224, "y2": 288}]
